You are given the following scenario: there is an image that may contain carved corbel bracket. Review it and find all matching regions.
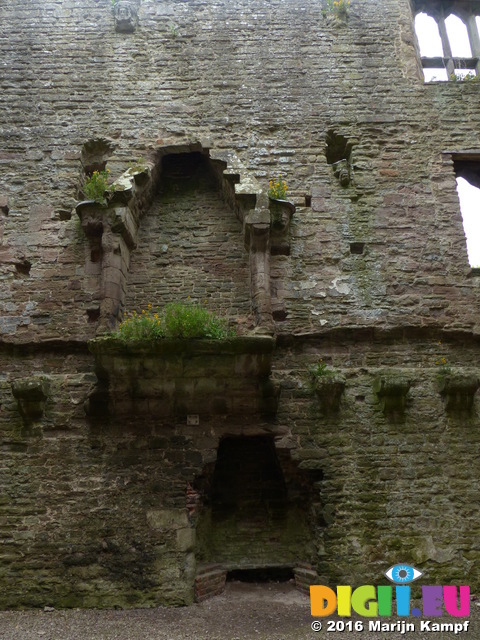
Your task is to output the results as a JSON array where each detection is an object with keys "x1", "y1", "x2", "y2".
[
  {"x1": 332, "y1": 159, "x2": 353, "y2": 187},
  {"x1": 11, "y1": 376, "x2": 50, "y2": 425},
  {"x1": 373, "y1": 374, "x2": 411, "y2": 415},
  {"x1": 268, "y1": 198, "x2": 296, "y2": 255},
  {"x1": 312, "y1": 375, "x2": 346, "y2": 414},
  {"x1": 113, "y1": 0, "x2": 139, "y2": 33},
  {"x1": 437, "y1": 372, "x2": 480, "y2": 414}
]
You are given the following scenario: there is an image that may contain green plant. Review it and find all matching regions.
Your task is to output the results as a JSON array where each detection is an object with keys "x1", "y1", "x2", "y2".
[
  {"x1": 268, "y1": 178, "x2": 289, "y2": 200},
  {"x1": 308, "y1": 359, "x2": 335, "y2": 380},
  {"x1": 449, "y1": 71, "x2": 479, "y2": 82},
  {"x1": 83, "y1": 170, "x2": 111, "y2": 203},
  {"x1": 115, "y1": 302, "x2": 235, "y2": 341},
  {"x1": 325, "y1": 0, "x2": 351, "y2": 17},
  {"x1": 434, "y1": 341, "x2": 452, "y2": 377},
  {"x1": 128, "y1": 157, "x2": 147, "y2": 173},
  {"x1": 168, "y1": 23, "x2": 178, "y2": 37},
  {"x1": 435, "y1": 356, "x2": 452, "y2": 377}
]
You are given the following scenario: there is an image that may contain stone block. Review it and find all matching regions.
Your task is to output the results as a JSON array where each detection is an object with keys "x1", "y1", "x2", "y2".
[
  {"x1": 146, "y1": 509, "x2": 189, "y2": 531},
  {"x1": 176, "y1": 528, "x2": 195, "y2": 552}
]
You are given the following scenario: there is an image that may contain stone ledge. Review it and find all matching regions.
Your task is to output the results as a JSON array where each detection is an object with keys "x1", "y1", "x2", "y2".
[{"x1": 87, "y1": 336, "x2": 278, "y2": 418}]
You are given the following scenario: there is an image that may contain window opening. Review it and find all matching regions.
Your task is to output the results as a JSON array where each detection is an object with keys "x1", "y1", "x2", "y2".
[
  {"x1": 456, "y1": 177, "x2": 480, "y2": 267},
  {"x1": 445, "y1": 14, "x2": 472, "y2": 57},
  {"x1": 453, "y1": 158, "x2": 480, "y2": 268},
  {"x1": 415, "y1": 13, "x2": 443, "y2": 57},
  {"x1": 413, "y1": 2, "x2": 480, "y2": 81}
]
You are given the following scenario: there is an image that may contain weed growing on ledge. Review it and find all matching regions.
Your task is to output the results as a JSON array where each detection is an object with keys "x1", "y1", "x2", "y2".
[
  {"x1": 449, "y1": 71, "x2": 479, "y2": 83},
  {"x1": 309, "y1": 359, "x2": 335, "y2": 380},
  {"x1": 128, "y1": 157, "x2": 147, "y2": 173},
  {"x1": 168, "y1": 23, "x2": 179, "y2": 37},
  {"x1": 268, "y1": 178, "x2": 289, "y2": 200},
  {"x1": 115, "y1": 302, "x2": 235, "y2": 340},
  {"x1": 83, "y1": 170, "x2": 111, "y2": 203},
  {"x1": 435, "y1": 342, "x2": 452, "y2": 378},
  {"x1": 325, "y1": 0, "x2": 350, "y2": 18}
]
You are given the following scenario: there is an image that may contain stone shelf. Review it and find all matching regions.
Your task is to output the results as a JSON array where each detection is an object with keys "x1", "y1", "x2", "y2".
[
  {"x1": 373, "y1": 374, "x2": 411, "y2": 415},
  {"x1": 88, "y1": 335, "x2": 278, "y2": 418},
  {"x1": 11, "y1": 376, "x2": 50, "y2": 425},
  {"x1": 436, "y1": 372, "x2": 480, "y2": 414},
  {"x1": 312, "y1": 374, "x2": 346, "y2": 413}
]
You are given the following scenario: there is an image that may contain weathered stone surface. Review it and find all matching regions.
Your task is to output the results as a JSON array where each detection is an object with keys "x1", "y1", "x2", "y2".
[{"x1": 0, "y1": 0, "x2": 480, "y2": 610}]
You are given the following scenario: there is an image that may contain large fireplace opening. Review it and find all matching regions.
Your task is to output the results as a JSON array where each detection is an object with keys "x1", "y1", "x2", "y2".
[
  {"x1": 211, "y1": 436, "x2": 287, "y2": 525},
  {"x1": 195, "y1": 435, "x2": 321, "y2": 573}
]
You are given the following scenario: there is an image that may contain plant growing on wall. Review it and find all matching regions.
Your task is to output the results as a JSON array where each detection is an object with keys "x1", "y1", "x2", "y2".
[
  {"x1": 268, "y1": 178, "x2": 289, "y2": 200},
  {"x1": 306, "y1": 360, "x2": 345, "y2": 412},
  {"x1": 435, "y1": 356, "x2": 452, "y2": 378},
  {"x1": 449, "y1": 72, "x2": 479, "y2": 83},
  {"x1": 434, "y1": 342, "x2": 452, "y2": 378},
  {"x1": 325, "y1": 0, "x2": 351, "y2": 18},
  {"x1": 115, "y1": 302, "x2": 235, "y2": 341},
  {"x1": 82, "y1": 169, "x2": 111, "y2": 203},
  {"x1": 128, "y1": 157, "x2": 147, "y2": 173},
  {"x1": 308, "y1": 359, "x2": 335, "y2": 381}
]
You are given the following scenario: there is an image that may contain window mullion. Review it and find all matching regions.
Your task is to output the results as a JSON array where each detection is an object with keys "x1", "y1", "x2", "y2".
[
  {"x1": 437, "y1": 16, "x2": 455, "y2": 75},
  {"x1": 465, "y1": 15, "x2": 480, "y2": 74}
]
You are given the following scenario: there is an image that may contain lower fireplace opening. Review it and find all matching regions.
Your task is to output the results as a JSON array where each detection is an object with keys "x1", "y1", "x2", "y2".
[
  {"x1": 227, "y1": 567, "x2": 295, "y2": 583},
  {"x1": 194, "y1": 435, "x2": 321, "y2": 572}
]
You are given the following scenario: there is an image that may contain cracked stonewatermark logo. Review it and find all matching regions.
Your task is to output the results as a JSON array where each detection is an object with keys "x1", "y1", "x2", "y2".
[{"x1": 310, "y1": 564, "x2": 471, "y2": 634}]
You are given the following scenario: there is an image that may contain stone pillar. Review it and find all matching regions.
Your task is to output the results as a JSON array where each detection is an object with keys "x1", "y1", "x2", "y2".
[
  {"x1": 76, "y1": 202, "x2": 138, "y2": 334},
  {"x1": 245, "y1": 207, "x2": 273, "y2": 332}
]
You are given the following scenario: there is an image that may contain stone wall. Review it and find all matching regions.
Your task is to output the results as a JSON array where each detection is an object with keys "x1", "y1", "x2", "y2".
[{"x1": 0, "y1": 0, "x2": 479, "y2": 609}]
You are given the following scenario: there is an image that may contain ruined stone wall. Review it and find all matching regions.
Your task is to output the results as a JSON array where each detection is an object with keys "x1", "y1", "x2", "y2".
[{"x1": 0, "y1": 0, "x2": 479, "y2": 609}]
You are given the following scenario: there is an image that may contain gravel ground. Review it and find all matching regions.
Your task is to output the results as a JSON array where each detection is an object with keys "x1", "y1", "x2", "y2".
[{"x1": 0, "y1": 582, "x2": 478, "y2": 640}]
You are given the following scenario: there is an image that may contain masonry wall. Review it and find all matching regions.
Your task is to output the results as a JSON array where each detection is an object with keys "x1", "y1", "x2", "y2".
[{"x1": 0, "y1": 0, "x2": 479, "y2": 609}]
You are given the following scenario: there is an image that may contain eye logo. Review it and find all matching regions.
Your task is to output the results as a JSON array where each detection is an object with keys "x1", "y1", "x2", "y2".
[{"x1": 385, "y1": 564, "x2": 423, "y2": 584}]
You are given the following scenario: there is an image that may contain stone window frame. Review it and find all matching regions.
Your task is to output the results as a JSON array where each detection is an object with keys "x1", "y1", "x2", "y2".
[
  {"x1": 445, "y1": 150, "x2": 480, "y2": 275},
  {"x1": 412, "y1": 0, "x2": 480, "y2": 78}
]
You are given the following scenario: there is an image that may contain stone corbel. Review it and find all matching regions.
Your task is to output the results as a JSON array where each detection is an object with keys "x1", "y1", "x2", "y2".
[
  {"x1": 373, "y1": 374, "x2": 411, "y2": 415},
  {"x1": 268, "y1": 198, "x2": 296, "y2": 255},
  {"x1": 313, "y1": 375, "x2": 346, "y2": 414},
  {"x1": 11, "y1": 376, "x2": 50, "y2": 425},
  {"x1": 332, "y1": 159, "x2": 353, "y2": 187},
  {"x1": 437, "y1": 372, "x2": 480, "y2": 414},
  {"x1": 113, "y1": 0, "x2": 139, "y2": 33}
]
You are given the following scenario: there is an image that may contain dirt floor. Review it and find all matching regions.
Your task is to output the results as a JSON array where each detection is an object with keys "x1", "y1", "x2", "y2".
[{"x1": 0, "y1": 582, "x2": 478, "y2": 640}]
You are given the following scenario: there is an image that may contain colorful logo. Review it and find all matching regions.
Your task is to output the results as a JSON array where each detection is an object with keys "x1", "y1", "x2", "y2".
[{"x1": 310, "y1": 564, "x2": 470, "y2": 618}]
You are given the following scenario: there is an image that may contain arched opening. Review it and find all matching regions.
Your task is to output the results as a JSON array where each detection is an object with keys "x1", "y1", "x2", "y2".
[
  {"x1": 445, "y1": 14, "x2": 472, "y2": 58},
  {"x1": 195, "y1": 435, "x2": 321, "y2": 575},
  {"x1": 124, "y1": 150, "x2": 251, "y2": 326},
  {"x1": 415, "y1": 13, "x2": 443, "y2": 58}
]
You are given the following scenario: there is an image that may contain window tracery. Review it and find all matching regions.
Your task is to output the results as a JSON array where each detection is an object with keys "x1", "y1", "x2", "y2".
[{"x1": 413, "y1": 1, "x2": 480, "y2": 81}]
